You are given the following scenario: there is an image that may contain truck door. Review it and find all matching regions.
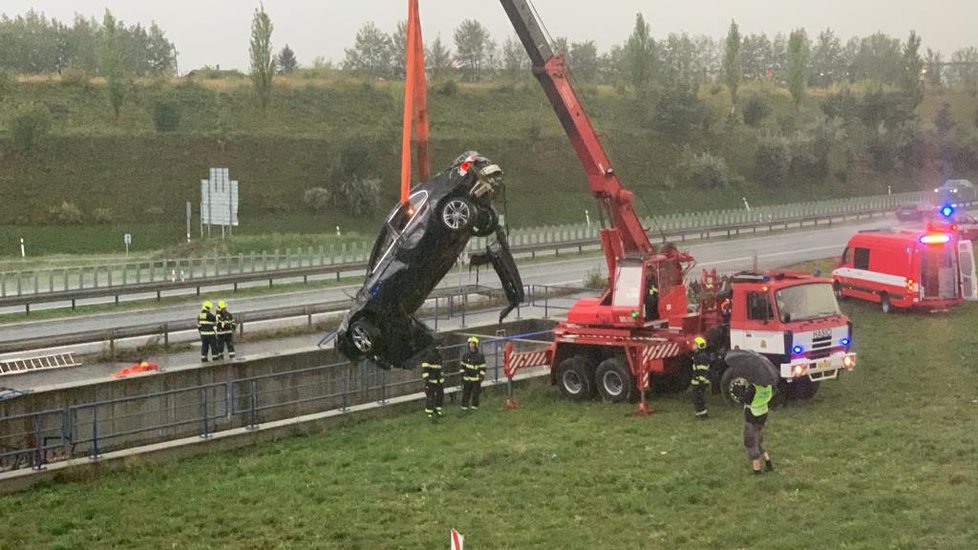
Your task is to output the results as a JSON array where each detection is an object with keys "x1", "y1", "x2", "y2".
[
  {"x1": 959, "y1": 239, "x2": 977, "y2": 300},
  {"x1": 920, "y1": 241, "x2": 959, "y2": 299}
]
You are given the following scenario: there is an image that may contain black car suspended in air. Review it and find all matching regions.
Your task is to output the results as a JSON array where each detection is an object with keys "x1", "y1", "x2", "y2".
[{"x1": 333, "y1": 152, "x2": 524, "y2": 369}]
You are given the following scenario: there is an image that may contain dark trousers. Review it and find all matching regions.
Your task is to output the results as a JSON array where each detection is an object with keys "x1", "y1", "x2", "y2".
[
  {"x1": 425, "y1": 384, "x2": 444, "y2": 416},
  {"x1": 217, "y1": 333, "x2": 235, "y2": 358},
  {"x1": 691, "y1": 380, "x2": 709, "y2": 415},
  {"x1": 199, "y1": 334, "x2": 217, "y2": 361},
  {"x1": 461, "y1": 380, "x2": 482, "y2": 409}
]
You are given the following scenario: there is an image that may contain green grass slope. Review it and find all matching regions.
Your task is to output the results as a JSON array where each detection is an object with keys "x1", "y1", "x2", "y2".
[{"x1": 1, "y1": 300, "x2": 975, "y2": 548}]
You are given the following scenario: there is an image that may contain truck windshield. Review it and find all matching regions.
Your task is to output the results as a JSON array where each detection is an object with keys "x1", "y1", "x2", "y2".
[{"x1": 774, "y1": 283, "x2": 841, "y2": 322}]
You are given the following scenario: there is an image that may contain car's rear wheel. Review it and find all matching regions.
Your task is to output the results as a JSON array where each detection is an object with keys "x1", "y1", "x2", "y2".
[
  {"x1": 472, "y1": 206, "x2": 499, "y2": 237},
  {"x1": 348, "y1": 317, "x2": 381, "y2": 358},
  {"x1": 440, "y1": 197, "x2": 476, "y2": 231}
]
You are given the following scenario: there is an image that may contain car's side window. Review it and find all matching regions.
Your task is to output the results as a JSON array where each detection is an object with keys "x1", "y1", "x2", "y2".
[{"x1": 842, "y1": 247, "x2": 850, "y2": 265}]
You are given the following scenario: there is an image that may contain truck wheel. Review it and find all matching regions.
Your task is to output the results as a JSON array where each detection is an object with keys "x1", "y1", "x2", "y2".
[
  {"x1": 790, "y1": 378, "x2": 821, "y2": 400},
  {"x1": 720, "y1": 364, "x2": 752, "y2": 406},
  {"x1": 440, "y1": 197, "x2": 476, "y2": 232},
  {"x1": 595, "y1": 358, "x2": 636, "y2": 403},
  {"x1": 556, "y1": 356, "x2": 595, "y2": 401},
  {"x1": 880, "y1": 294, "x2": 891, "y2": 314}
]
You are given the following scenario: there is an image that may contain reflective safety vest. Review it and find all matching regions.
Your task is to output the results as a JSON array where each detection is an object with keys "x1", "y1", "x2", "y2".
[
  {"x1": 749, "y1": 384, "x2": 773, "y2": 417},
  {"x1": 460, "y1": 351, "x2": 486, "y2": 382},
  {"x1": 216, "y1": 310, "x2": 236, "y2": 335},
  {"x1": 690, "y1": 349, "x2": 711, "y2": 385},
  {"x1": 648, "y1": 284, "x2": 658, "y2": 296},
  {"x1": 421, "y1": 362, "x2": 444, "y2": 385},
  {"x1": 197, "y1": 310, "x2": 216, "y2": 336}
]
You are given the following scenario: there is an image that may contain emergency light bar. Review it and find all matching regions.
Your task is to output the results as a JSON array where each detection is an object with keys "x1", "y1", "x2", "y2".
[{"x1": 919, "y1": 233, "x2": 951, "y2": 244}]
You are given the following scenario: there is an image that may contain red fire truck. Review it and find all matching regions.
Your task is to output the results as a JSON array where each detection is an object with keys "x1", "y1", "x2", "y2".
[
  {"x1": 497, "y1": 0, "x2": 855, "y2": 409},
  {"x1": 832, "y1": 228, "x2": 972, "y2": 312}
]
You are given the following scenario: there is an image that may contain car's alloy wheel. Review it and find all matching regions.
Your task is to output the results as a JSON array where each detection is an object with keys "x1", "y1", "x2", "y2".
[
  {"x1": 349, "y1": 320, "x2": 379, "y2": 353},
  {"x1": 441, "y1": 198, "x2": 474, "y2": 231}
]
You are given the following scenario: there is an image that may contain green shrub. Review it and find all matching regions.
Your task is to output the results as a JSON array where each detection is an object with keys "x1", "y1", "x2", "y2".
[
  {"x1": 10, "y1": 104, "x2": 52, "y2": 152},
  {"x1": 0, "y1": 68, "x2": 14, "y2": 98},
  {"x1": 92, "y1": 208, "x2": 115, "y2": 224},
  {"x1": 437, "y1": 80, "x2": 459, "y2": 97},
  {"x1": 687, "y1": 152, "x2": 737, "y2": 189},
  {"x1": 756, "y1": 137, "x2": 792, "y2": 186},
  {"x1": 152, "y1": 101, "x2": 181, "y2": 132},
  {"x1": 302, "y1": 187, "x2": 333, "y2": 213},
  {"x1": 583, "y1": 268, "x2": 608, "y2": 289},
  {"x1": 650, "y1": 84, "x2": 705, "y2": 139},
  {"x1": 48, "y1": 201, "x2": 84, "y2": 225},
  {"x1": 60, "y1": 68, "x2": 91, "y2": 88},
  {"x1": 742, "y1": 96, "x2": 770, "y2": 127},
  {"x1": 337, "y1": 177, "x2": 381, "y2": 217}
]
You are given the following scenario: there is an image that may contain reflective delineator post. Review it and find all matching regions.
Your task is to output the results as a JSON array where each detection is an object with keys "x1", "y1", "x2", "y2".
[{"x1": 502, "y1": 342, "x2": 519, "y2": 409}]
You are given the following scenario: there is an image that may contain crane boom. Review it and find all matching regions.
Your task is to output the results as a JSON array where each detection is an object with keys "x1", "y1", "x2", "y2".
[{"x1": 499, "y1": 0, "x2": 653, "y2": 256}]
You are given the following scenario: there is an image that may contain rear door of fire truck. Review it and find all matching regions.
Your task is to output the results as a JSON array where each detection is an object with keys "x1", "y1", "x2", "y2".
[
  {"x1": 918, "y1": 235, "x2": 961, "y2": 300},
  {"x1": 958, "y1": 239, "x2": 977, "y2": 300}
]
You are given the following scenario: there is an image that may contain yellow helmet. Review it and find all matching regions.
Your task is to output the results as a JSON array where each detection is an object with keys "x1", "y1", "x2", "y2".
[
  {"x1": 694, "y1": 336, "x2": 707, "y2": 349},
  {"x1": 202, "y1": 300, "x2": 213, "y2": 310},
  {"x1": 467, "y1": 336, "x2": 480, "y2": 344},
  {"x1": 218, "y1": 300, "x2": 227, "y2": 309}
]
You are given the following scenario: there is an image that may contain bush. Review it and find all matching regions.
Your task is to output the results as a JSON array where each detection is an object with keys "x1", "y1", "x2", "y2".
[
  {"x1": 10, "y1": 104, "x2": 52, "y2": 152},
  {"x1": 337, "y1": 177, "x2": 382, "y2": 217},
  {"x1": 436, "y1": 80, "x2": 459, "y2": 97},
  {"x1": 583, "y1": 268, "x2": 608, "y2": 289},
  {"x1": 755, "y1": 137, "x2": 792, "y2": 186},
  {"x1": 302, "y1": 187, "x2": 333, "y2": 213},
  {"x1": 153, "y1": 101, "x2": 181, "y2": 132},
  {"x1": 331, "y1": 138, "x2": 376, "y2": 183},
  {"x1": 821, "y1": 89, "x2": 861, "y2": 121},
  {"x1": 0, "y1": 68, "x2": 14, "y2": 98},
  {"x1": 92, "y1": 208, "x2": 115, "y2": 225},
  {"x1": 742, "y1": 96, "x2": 770, "y2": 127},
  {"x1": 650, "y1": 84, "x2": 705, "y2": 139},
  {"x1": 48, "y1": 201, "x2": 84, "y2": 225},
  {"x1": 60, "y1": 68, "x2": 91, "y2": 88},
  {"x1": 687, "y1": 152, "x2": 737, "y2": 189}
]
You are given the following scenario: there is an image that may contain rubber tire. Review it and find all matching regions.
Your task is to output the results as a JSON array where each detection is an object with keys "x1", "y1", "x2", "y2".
[
  {"x1": 556, "y1": 356, "x2": 595, "y2": 401},
  {"x1": 880, "y1": 293, "x2": 891, "y2": 314},
  {"x1": 472, "y1": 206, "x2": 499, "y2": 237},
  {"x1": 439, "y1": 197, "x2": 477, "y2": 232},
  {"x1": 789, "y1": 378, "x2": 821, "y2": 400},
  {"x1": 595, "y1": 358, "x2": 636, "y2": 403},
  {"x1": 347, "y1": 317, "x2": 382, "y2": 359},
  {"x1": 720, "y1": 363, "x2": 753, "y2": 406},
  {"x1": 834, "y1": 282, "x2": 845, "y2": 301}
]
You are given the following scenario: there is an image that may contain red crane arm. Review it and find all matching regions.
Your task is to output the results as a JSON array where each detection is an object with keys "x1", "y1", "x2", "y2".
[{"x1": 499, "y1": 0, "x2": 653, "y2": 256}]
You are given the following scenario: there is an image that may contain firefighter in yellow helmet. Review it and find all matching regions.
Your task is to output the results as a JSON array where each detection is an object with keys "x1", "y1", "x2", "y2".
[
  {"x1": 197, "y1": 300, "x2": 218, "y2": 362},
  {"x1": 459, "y1": 336, "x2": 487, "y2": 411},
  {"x1": 421, "y1": 345, "x2": 445, "y2": 421},
  {"x1": 690, "y1": 336, "x2": 713, "y2": 418}
]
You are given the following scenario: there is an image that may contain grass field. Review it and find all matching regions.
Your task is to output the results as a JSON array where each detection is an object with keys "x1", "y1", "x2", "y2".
[{"x1": 1, "y1": 299, "x2": 976, "y2": 548}]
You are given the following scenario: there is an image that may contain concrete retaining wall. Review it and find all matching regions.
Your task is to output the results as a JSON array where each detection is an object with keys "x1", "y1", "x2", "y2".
[{"x1": 0, "y1": 319, "x2": 554, "y2": 468}]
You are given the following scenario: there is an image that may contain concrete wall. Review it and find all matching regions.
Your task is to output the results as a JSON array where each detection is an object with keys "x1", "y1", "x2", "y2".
[{"x1": 0, "y1": 319, "x2": 553, "y2": 468}]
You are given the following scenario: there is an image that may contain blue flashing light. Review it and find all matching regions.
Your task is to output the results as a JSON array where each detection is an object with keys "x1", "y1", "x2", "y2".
[
  {"x1": 840, "y1": 337, "x2": 851, "y2": 347},
  {"x1": 791, "y1": 345, "x2": 804, "y2": 355},
  {"x1": 940, "y1": 204, "x2": 955, "y2": 218}
]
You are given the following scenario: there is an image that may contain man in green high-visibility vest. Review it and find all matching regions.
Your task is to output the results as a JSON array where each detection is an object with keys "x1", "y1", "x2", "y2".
[{"x1": 740, "y1": 383, "x2": 775, "y2": 475}]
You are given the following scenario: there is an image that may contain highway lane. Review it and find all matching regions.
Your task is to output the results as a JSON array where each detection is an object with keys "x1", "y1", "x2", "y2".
[{"x1": 0, "y1": 218, "x2": 886, "y2": 345}]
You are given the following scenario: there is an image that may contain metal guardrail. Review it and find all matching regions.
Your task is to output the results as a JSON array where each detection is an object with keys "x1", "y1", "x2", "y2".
[
  {"x1": 0, "y1": 330, "x2": 554, "y2": 472},
  {"x1": 0, "y1": 284, "x2": 505, "y2": 356},
  {"x1": 0, "y1": 198, "x2": 913, "y2": 314}
]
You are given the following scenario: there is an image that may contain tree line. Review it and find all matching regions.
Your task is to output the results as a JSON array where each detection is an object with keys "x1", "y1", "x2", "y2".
[{"x1": 0, "y1": 10, "x2": 176, "y2": 76}]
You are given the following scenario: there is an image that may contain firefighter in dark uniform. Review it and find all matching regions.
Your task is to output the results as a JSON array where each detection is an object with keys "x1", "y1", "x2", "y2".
[
  {"x1": 690, "y1": 336, "x2": 713, "y2": 418},
  {"x1": 197, "y1": 301, "x2": 218, "y2": 362},
  {"x1": 215, "y1": 300, "x2": 236, "y2": 360},
  {"x1": 421, "y1": 346, "x2": 445, "y2": 421},
  {"x1": 459, "y1": 337, "x2": 487, "y2": 411},
  {"x1": 644, "y1": 275, "x2": 659, "y2": 320}
]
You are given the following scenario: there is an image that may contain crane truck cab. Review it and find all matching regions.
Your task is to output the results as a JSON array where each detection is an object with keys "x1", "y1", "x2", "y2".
[
  {"x1": 719, "y1": 272, "x2": 855, "y2": 401},
  {"x1": 832, "y1": 228, "x2": 969, "y2": 312}
]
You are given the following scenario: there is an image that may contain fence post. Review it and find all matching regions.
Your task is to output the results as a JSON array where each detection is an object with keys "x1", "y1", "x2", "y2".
[
  {"x1": 200, "y1": 389, "x2": 211, "y2": 439},
  {"x1": 32, "y1": 414, "x2": 45, "y2": 470},
  {"x1": 248, "y1": 379, "x2": 258, "y2": 429},
  {"x1": 90, "y1": 407, "x2": 100, "y2": 460}
]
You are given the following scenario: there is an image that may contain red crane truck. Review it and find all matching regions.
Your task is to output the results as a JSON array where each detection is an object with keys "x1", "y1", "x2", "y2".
[{"x1": 497, "y1": 0, "x2": 855, "y2": 408}]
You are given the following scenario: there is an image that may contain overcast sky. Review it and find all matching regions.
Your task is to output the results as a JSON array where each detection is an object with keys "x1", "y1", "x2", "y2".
[{"x1": 4, "y1": 1, "x2": 977, "y2": 72}]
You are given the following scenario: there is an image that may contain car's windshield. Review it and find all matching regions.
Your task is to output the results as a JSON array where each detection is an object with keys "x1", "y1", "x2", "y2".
[{"x1": 774, "y1": 283, "x2": 841, "y2": 322}]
